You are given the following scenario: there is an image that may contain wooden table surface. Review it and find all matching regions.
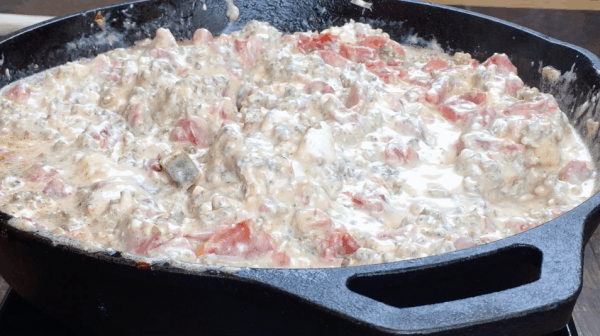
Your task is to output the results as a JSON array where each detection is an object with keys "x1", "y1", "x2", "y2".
[{"x1": 572, "y1": 227, "x2": 600, "y2": 335}]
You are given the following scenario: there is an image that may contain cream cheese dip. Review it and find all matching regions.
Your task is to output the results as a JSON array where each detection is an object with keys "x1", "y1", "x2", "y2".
[{"x1": 0, "y1": 21, "x2": 595, "y2": 268}]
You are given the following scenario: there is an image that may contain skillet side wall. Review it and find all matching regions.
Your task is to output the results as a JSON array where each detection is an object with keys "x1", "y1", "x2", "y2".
[
  {"x1": 0, "y1": 0, "x2": 599, "y2": 335},
  {"x1": 0, "y1": 217, "x2": 387, "y2": 336},
  {"x1": 0, "y1": 220, "x2": 584, "y2": 336}
]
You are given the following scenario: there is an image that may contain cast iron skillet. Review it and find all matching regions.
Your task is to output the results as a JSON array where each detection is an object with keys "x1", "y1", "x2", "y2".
[{"x1": 1, "y1": 0, "x2": 600, "y2": 335}]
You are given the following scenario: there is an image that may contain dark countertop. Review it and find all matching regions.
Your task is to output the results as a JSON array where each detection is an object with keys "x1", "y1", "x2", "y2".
[{"x1": 0, "y1": 2, "x2": 599, "y2": 335}]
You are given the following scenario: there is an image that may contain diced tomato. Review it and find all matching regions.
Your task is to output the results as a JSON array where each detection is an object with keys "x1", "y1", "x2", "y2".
[
  {"x1": 148, "y1": 237, "x2": 198, "y2": 256},
  {"x1": 365, "y1": 60, "x2": 386, "y2": 71},
  {"x1": 43, "y1": 179, "x2": 74, "y2": 198},
  {"x1": 24, "y1": 163, "x2": 58, "y2": 183},
  {"x1": 134, "y1": 231, "x2": 161, "y2": 255},
  {"x1": 350, "y1": 192, "x2": 366, "y2": 206},
  {"x1": 453, "y1": 237, "x2": 477, "y2": 250},
  {"x1": 437, "y1": 98, "x2": 478, "y2": 124},
  {"x1": 234, "y1": 36, "x2": 264, "y2": 68},
  {"x1": 350, "y1": 192, "x2": 385, "y2": 212},
  {"x1": 502, "y1": 143, "x2": 526, "y2": 155},
  {"x1": 339, "y1": 43, "x2": 377, "y2": 63},
  {"x1": 171, "y1": 117, "x2": 213, "y2": 148},
  {"x1": 246, "y1": 229, "x2": 276, "y2": 257},
  {"x1": 6, "y1": 83, "x2": 32, "y2": 104},
  {"x1": 150, "y1": 159, "x2": 163, "y2": 172},
  {"x1": 422, "y1": 58, "x2": 448, "y2": 72},
  {"x1": 296, "y1": 32, "x2": 339, "y2": 53},
  {"x1": 406, "y1": 147, "x2": 420, "y2": 161},
  {"x1": 386, "y1": 40, "x2": 405, "y2": 57},
  {"x1": 271, "y1": 250, "x2": 291, "y2": 266},
  {"x1": 296, "y1": 33, "x2": 315, "y2": 53},
  {"x1": 143, "y1": 154, "x2": 164, "y2": 177},
  {"x1": 309, "y1": 209, "x2": 333, "y2": 229},
  {"x1": 305, "y1": 81, "x2": 335, "y2": 95},
  {"x1": 505, "y1": 76, "x2": 524, "y2": 95},
  {"x1": 234, "y1": 39, "x2": 247, "y2": 52},
  {"x1": 193, "y1": 28, "x2": 213, "y2": 46},
  {"x1": 360, "y1": 35, "x2": 388, "y2": 49},
  {"x1": 319, "y1": 50, "x2": 350, "y2": 68},
  {"x1": 503, "y1": 96, "x2": 558, "y2": 117},
  {"x1": 387, "y1": 59, "x2": 402, "y2": 66},
  {"x1": 558, "y1": 160, "x2": 592, "y2": 183},
  {"x1": 185, "y1": 228, "x2": 218, "y2": 243},
  {"x1": 315, "y1": 33, "x2": 337, "y2": 49},
  {"x1": 325, "y1": 229, "x2": 360, "y2": 257},
  {"x1": 483, "y1": 53, "x2": 518, "y2": 75},
  {"x1": 203, "y1": 219, "x2": 251, "y2": 256},
  {"x1": 460, "y1": 92, "x2": 487, "y2": 105},
  {"x1": 365, "y1": 60, "x2": 406, "y2": 84},
  {"x1": 201, "y1": 219, "x2": 277, "y2": 259}
]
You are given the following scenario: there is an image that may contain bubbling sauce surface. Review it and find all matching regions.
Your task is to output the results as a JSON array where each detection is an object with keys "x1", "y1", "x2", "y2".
[{"x1": 0, "y1": 21, "x2": 595, "y2": 268}]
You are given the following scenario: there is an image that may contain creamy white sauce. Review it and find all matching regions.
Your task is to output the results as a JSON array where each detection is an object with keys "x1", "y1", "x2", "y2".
[
  {"x1": 0, "y1": 21, "x2": 595, "y2": 268},
  {"x1": 224, "y1": 0, "x2": 239, "y2": 22}
]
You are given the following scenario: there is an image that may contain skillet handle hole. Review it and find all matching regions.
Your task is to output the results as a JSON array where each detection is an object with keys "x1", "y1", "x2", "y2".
[{"x1": 346, "y1": 246, "x2": 542, "y2": 308}]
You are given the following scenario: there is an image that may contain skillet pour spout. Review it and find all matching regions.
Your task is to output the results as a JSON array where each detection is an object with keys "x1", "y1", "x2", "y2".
[{"x1": 1, "y1": 0, "x2": 600, "y2": 335}]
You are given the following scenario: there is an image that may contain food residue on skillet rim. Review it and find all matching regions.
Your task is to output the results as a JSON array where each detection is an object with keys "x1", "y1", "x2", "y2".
[{"x1": 0, "y1": 20, "x2": 595, "y2": 268}]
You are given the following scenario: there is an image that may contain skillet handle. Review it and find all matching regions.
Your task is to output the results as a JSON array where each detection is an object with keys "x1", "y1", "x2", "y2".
[{"x1": 239, "y1": 193, "x2": 600, "y2": 335}]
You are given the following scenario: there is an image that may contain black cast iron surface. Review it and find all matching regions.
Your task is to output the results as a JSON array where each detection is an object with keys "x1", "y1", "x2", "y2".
[
  {"x1": 1, "y1": 0, "x2": 600, "y2": 335},
  {"x1": 0, "y1": 288, "x2": 581, "y2": 336}
]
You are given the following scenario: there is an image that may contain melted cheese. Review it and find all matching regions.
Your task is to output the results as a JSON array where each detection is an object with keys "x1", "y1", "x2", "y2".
[{"x1": 0, "y1": 21, "x2": 595, "y2": 268}]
